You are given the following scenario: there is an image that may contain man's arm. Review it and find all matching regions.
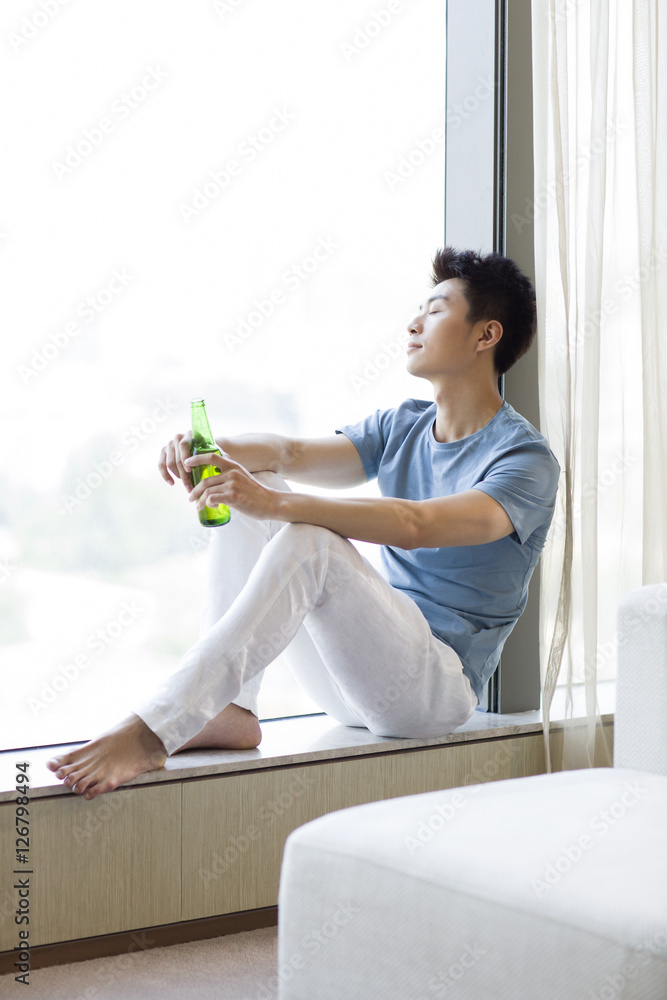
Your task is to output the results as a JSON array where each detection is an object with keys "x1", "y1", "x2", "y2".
[
  {"x1": 270, "y1": 487, "x2": 515, "y2": 548},
  {"x1": 217, "y1": 433, "x2": 367, "y2": 488},
  {"x1": 185, "y1": 452, "x2": 515, "y2": 549},
  {"x1": 158, "y1": 432, "x2": 366, "y2": 491}
]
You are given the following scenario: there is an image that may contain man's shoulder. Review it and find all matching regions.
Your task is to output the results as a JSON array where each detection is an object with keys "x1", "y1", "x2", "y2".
[
  {"x1": 495, "y1": 403, "x2": 559, "y2": 461},
  {"x1": 382, "y1": 397, "x2": 435, "y2": 426},
  {"x1": 378, "y1": 399, "x2": 436, "y2": 449},
  {"x1": 482, "y1": 404, "x2": 561, "y2": 497},
  {"x1": 402, "y1": 397, "x2": 435, "y2": 413}
]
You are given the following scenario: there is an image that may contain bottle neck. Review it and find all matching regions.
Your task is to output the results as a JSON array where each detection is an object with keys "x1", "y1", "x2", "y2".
[{"x1": 191, "y1": 401, "x2": 217, "y2": 451}]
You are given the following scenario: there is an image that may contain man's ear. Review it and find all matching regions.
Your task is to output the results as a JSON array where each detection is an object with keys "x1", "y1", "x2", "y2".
[{"x1": 477, "y1": 319, "x2": 503, "y2": 353}]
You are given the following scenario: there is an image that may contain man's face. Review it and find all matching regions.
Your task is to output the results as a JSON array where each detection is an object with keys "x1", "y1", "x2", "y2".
[{"x1": 406, "y1": 277, "x2": 484, "y2": 380}]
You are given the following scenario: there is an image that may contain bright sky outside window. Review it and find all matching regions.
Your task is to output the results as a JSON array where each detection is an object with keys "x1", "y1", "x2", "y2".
[{"x1": 0, "y1": 0, "x2": 449, "y2": 749}]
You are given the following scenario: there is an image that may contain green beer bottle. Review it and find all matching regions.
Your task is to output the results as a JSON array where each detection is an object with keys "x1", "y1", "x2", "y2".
[{"x1": 190, "y1": 398, "x2": 231, "y2": 527}]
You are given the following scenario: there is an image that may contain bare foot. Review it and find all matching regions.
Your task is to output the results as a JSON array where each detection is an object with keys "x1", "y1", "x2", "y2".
[
  {"x1": 46, "y1": 714, "x2": 167, "y2": 800},
  {"x1": 176, "y1": 704, "x2": 262, "y2": 752}
]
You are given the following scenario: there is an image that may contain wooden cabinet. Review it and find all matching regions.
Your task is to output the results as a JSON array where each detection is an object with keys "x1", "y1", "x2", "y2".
[{"x1": 0, "y1": 733, "x2": 549, "y2": 950}]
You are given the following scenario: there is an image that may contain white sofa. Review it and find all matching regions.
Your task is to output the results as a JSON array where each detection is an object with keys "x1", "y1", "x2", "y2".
[{"x1": 277, "y1": 583, "x2": 667, "y2": 999}]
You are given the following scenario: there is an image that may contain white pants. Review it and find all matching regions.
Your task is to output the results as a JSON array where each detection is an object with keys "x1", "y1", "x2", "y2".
[{"x1": 133, "y1": 473, "x2": 478, "y2": 755}]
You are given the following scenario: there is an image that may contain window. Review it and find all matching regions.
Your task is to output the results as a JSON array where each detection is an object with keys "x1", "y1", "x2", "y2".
[{"x1": 1, "y1": 0, "x2": 447, "y2": 749}]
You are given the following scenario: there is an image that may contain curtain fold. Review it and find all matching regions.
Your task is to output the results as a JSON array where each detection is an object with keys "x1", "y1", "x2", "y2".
[
  {"x1": 635, "y1": 1, "x2": 667, "y2": 584},
  {"x1": 532, "y1": 0, "x2": 665, "y2": 770}
]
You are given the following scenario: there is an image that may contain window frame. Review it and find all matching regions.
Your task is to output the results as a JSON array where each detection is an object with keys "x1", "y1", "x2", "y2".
[{"x1": 445, "y1": 0, "x2": 540, "y2": 712}]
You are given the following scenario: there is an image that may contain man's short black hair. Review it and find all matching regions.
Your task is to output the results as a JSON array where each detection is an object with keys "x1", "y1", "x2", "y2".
[{"x1": 431, "y1": 247, "x2": 537, "y2": 375}]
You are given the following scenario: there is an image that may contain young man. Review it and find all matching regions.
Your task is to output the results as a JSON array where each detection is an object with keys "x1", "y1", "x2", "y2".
[{"x1": 47, "y1": 247, "x2": 559, "y2": 799}]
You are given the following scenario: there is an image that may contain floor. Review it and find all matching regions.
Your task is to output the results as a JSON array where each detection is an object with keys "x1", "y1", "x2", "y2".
[{"x1": 0, "y1": 925, "x2": 279, "y2": 999}]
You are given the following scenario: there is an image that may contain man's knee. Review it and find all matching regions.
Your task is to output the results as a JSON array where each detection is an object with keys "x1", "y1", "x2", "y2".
[
  {"x1": 266, "y1": 523, "x2": 358, "y2": 592},
  {"x1": 253, "y1": 470, "x2": 291, "y2": 491},
  {"x1": 271, "y1": 521, "x2": 338, "y2": 553}
]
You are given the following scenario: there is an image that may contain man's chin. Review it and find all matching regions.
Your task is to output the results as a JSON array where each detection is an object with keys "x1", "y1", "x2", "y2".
[{"x1": 406, "y1": 357, "x2": 429, "y2": 379}]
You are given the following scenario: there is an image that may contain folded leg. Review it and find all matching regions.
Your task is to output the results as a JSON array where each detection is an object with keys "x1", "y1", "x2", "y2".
[
  {"x1": 198, "y1": 472, "x2": 367, "y2": 727},
  {"x1": 133, "y1": 516, "x2": 477, "y2": 755}
]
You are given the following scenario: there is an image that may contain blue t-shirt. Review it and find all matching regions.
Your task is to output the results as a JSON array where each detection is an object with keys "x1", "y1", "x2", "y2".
[{"x1": 336, "y1": 399, "x2": 560, "y2": 704}]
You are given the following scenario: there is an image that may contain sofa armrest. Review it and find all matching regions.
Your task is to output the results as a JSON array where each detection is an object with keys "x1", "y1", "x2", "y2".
[{"x1": 615, "y1": 582, "x2": 667, "y2": 775}]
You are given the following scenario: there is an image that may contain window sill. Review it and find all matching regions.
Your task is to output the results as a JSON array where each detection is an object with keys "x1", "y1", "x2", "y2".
[{"x1": 0, "y1": 705, "x2": 613, "y2": 804}]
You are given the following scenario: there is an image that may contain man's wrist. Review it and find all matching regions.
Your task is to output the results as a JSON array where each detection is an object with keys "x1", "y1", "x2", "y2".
[
  {"x1": 272, "y1": 488, "x2": 299, "y2": 523},
  {"x1": 215, "y1": 437, "x2": 231, "y2": 458},
  {"x1": 215, "y1": 434, "x2": 284, "y2": 474}
]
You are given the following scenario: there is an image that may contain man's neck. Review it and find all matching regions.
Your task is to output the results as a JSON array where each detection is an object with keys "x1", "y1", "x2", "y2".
[{"x1": 431, "y1": 378, "x2": 504, "y2": 444}]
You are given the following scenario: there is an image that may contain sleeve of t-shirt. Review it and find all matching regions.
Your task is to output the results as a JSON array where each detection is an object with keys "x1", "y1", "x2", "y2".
[
  {"x1": 335, "y1": 408, "x2": 396, "y2": 481},
  {"x1": 473, "y1": 443, "x2": 561, "y2": 545}
]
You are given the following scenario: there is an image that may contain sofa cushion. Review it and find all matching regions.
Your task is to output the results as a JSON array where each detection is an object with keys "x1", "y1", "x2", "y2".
[{"x1": 278, "y1": 768, "x2": 667, "y2": 999}]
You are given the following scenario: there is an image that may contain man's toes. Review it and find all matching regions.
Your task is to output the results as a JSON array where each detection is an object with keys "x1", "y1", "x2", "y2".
[
  {"x1": 63, "y1": 768, "x2": 89, "y2": 790},
  {"x1": 54, "y1": 763, "x2": 78, "y2": 780},
  {"x1": 83, "y1": 777, "x2": 113, "y2": 801},
  {"x1": 73, "y1": 770, "x2": 101, "y2": 795},
  {"x1": 47, "y1": 755, "x2": 69, "y2": 773}
]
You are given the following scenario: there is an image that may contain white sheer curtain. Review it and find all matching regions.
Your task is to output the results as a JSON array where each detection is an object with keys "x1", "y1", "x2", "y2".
[{"x1": 532, "y1": 0, "x2": 667, "y2": 770}]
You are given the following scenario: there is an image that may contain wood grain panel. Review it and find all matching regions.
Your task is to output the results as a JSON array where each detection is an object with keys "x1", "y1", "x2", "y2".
[
  {"x1": 0, "y1": 730, "x2": 560, "y2": 948},
  {"x1": 463, "y1": 729, "x2": 547, "y2": 785},
  {"x1": 0, "y1": 784, "x2": 181, "y2": 949},
  {"x1": 181, "y1": 736, "x2": 540, "y2": 920},
  {"x1": 546, "y1": 720, "x2": 614, "y2": 772}
]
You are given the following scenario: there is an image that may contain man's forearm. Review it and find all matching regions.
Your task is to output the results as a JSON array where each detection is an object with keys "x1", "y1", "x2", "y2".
[
  {"x1": 273, "y1": 491, "x2": 421, "y2": 549},
  {"x1": 216, "y1": 433, "x2": 290, "y2": 475},
  {"x1": 187, "y1": 452, "x2": 512, "y2": 547},
  {"x1": 215, "y1": 433, "x2": 366, "y2": 488},
  {"x1": 269, "y1": 488, "x2": 514, "y2": 549}
]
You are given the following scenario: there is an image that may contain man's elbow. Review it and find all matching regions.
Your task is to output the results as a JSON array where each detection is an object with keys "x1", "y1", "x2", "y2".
[
  {"x1": 404, "y1": 508, "x2": 510, "y2": 549},
  {"x1": 278, "y1": 436, "x2": 300, "y2": 476},
  {"x1": 400, "y1": 505, "x2": 429, "y2": 550}
]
